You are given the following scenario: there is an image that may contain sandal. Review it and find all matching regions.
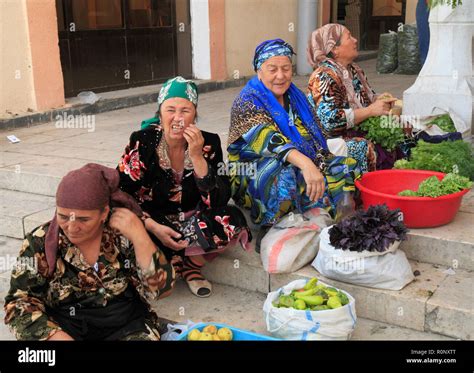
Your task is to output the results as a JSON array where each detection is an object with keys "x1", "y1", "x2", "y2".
[
  {"x1": 186, "y1": 278, "x2": 212, "y2": 298},
  {"x1": 182, "y1": 257, "x2": 212, "y2": 298}
]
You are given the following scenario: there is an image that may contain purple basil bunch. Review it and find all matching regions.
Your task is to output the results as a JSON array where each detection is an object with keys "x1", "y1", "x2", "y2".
[{"x1": 329, "y1": 204, "x2": 408, "y2": 253}]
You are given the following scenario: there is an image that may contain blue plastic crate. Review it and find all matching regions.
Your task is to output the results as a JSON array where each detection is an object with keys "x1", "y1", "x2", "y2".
[{"x1": 176, "y1": 322, "x2": 279, "y2": 341}]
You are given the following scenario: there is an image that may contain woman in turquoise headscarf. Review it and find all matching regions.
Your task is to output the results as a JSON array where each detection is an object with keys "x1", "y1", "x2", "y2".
[
  {"x1": 227, "y1": 39, "x2": 361, "y2": 251},
  {"x1": 118, "y1": 77, "x2": 251, "y2": 298}
]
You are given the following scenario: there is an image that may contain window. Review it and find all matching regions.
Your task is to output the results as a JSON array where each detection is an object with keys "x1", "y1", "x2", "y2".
[
  {"x1": 72, "y1": 0, "x2": 123, "y2": 30},
  {"x1": 128, "y1": 0, "x2": 172, "y2": 28}
]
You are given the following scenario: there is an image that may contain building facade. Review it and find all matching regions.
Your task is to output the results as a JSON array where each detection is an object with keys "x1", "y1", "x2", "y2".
[{"x1": 1, "y1": 0, "x2": 416, "y2": 117}]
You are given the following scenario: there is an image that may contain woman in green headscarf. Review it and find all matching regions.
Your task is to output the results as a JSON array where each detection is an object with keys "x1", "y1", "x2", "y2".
[{"x1": 118, "y1": 77, "x2": 251, "y2": 298}]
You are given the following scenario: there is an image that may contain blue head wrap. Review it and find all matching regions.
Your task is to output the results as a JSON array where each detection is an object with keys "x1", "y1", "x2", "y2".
[{"x1": 253, "y1": 38, "x2": 296, "y2": 72}]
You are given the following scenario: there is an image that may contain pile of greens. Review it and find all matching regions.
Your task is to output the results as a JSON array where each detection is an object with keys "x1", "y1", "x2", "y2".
[
  {"x1": 398, "y1": 173, "x2": 473, "y2": 197},
  {"x1": 428, "y1": 0, "x2": 462, "y2": 10},
  {"x1": 329, "y1": 204, "x2": 408, "y2": 253},
  {"x1": 360, "y1": 116, "x2": 405, "y2": 151},
  {"x1": 394, "y1": 140, "x2": 474, "y2": 180},
  {"x1": 429, "y1": 114, "x2": 456, "y2": 133}
]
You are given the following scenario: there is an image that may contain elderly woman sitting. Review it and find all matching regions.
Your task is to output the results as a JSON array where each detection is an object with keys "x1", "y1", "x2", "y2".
[
  {"x1": 4, "y1": 164, "x2": 175, "y2": 341},
  {"x1": 307, "y1": 23, "x2": 401, "y2": 172},
  {"x1": 228, "y1": 39, "x2": 361, "y2": 250},
  {"x1": 118, "y1": 76, "x2": 250, "y2": 298}
]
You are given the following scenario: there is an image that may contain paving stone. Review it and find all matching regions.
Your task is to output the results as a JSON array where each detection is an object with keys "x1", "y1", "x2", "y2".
[
  {"x1": 425, "y1": 267, "x2": 474, "y2": 340},
  {"x1": 0, "y1": 189, "x2": 55, "y2": 238}
]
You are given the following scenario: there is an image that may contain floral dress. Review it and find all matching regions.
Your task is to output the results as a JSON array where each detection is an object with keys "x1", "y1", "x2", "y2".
[
  {"x1": 4, "y1": 224, "x2": 175, "y2": 340},
  {"x1": 118, "y1": 125, "x2": 251, "y2": 270}
]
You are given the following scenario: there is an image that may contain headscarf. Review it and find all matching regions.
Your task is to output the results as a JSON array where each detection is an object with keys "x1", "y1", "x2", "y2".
[
  {"x1": 307, "y1": 23, "x2": 345, "y2": 67},
  {"x1": 228, "y1": 38, "x2": 327, "y2": 157},
  {"x1": 307, "y1": 23, "x2": 375, "y2": 109},
  {"x1": 228, "y1": 76, "x2": 328, "y2": 156},
  {"x1": 253, "y1": 38, "x2": 296, "y2": 72},
  {"x1": 45, "y1": 163, "x2": 143, "y2": 275},
  {"x1": 141, "y1": 76, "x2": 198, "y2": 130}
]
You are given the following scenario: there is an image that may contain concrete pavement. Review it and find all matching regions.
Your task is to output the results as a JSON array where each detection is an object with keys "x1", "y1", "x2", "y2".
[{"x1": 1, "y1": 60, "x2": 472, "y2": 341}]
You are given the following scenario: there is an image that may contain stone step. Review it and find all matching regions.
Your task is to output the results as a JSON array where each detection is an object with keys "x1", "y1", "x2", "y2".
[
  {"x1": 400, "y1": 211, "x2": 474, "y2": 271},
  {"x1": 1, "y1": 165, "x2": 473, "y2": 269},
  {"x1": 235, "y1": 191, "x2": 474, "y2": 272},
  {"x1": 0, "y1": 189, "x2": 56, "y2": 238},
  {"x1": 152, "y1": 281, "x2": 453, "y2": 341},
  {"x1": 203, "y1": 244, "x2": 473, "y2": 340},
  {"x1": 0, "y1": 282, "x2": 452, "y2": 341},
  {"x1": 0, "y1": 156, "x2": 115, "y2": 197}
]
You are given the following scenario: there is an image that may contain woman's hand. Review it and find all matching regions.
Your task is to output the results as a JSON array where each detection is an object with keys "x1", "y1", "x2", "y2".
[
  {"x1": 368, "y1": 97, "x2": 397, "y2": 117},
  {"x1": 145, "y1": 218, "x2": 188, "y2": 251},
  {"x1": 301, "y1": 161, "x2": 326, "y2": 202},
  {"x1": 183, "y1": 124, "x2": 208, "y2": 178},
  {"x1": 109, "y1": 207, "x2": 146, "y2": 243},
  {"x1": 47, "y1": 330, "x2": 74, "y2": 341},
  {"x1": 286, "y1": 150, "x2": 326, "y2": 202},
  {"x1": 376, "y1": 92, "x2": 393, "y2": 100},
  {"x1": 183, "y1": 124, "x2": 205, "y2": 160}
]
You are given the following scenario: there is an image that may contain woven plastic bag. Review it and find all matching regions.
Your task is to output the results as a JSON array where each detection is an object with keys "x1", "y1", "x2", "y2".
[
  {"x1": 312, "y1": 226, "x2": 414, "y2": 290},
  {"x1": 260, "y1": 208, "x2": 333, "y2": 273},
  {"x1": 395, "y1": 24, "x2": 422, "y2": 75},
  {"x1": 376, "y1": 31, "x2": 398, "y2": 73},
  {"x1": 263, "y1": 279, "x2": 356, "y2": 340}
]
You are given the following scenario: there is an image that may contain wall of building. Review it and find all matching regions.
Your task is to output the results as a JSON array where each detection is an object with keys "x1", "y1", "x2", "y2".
[
  {"x1": 26, "y1": 0, "x2": 65, "y2": 111},
  {"x1": 0, "y1": 0, "x2": 64, "y2": 116},
  {"x1": 224, "y1": 0, "x2": 298, "y2": 78},
  {"x1": 0, "y1": 0, "x2": 37, "y2": 116}
]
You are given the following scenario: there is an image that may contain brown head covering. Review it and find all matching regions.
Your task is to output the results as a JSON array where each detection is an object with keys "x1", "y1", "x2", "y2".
[
  {"x1": 45, "y1": 163, "x2": 143, "y2": 275},
  {"x1": 307, "y1": 23, "x2": 375, "y2": 109}
]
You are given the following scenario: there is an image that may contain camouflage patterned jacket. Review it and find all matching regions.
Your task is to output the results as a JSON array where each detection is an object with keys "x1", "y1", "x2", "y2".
[{"x1": 4, "y1": 222, "x2": 175, "y2": 340}]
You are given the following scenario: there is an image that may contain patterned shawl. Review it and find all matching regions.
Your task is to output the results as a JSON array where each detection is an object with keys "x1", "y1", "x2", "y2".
[
  {"x1": 228, "y1": 76, "x2": 328, "y2": 159},
  {"x1": 307, "y1": 23, "x2": 375, "y2": 109}
]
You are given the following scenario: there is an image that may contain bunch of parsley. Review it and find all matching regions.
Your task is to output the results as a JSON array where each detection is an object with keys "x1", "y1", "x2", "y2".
[{"x1": 360, "y1": 116, "x2": 405, "y2": 152}]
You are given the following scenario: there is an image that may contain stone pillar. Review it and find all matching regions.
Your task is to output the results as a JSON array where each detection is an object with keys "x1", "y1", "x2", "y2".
[
  {"x1": 296, "y1": 0, "x2": 318, "y2": 75},
  {"x1": 403, "y1": 2, "x2": 474, "y2": 137}
]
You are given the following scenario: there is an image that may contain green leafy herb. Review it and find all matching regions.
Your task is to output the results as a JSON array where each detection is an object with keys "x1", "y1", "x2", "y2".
[
  {"x1": 398, "y1": 173, "x2": 473, "y2": 197},
  {"x1": 429, "y1": 114, "x2": 456, "y2": 133},
  {"x1": 394, "y1": 140, "x2": 474, "y2": 180},
  {"x1": 360, "y1": 116, "x2": 405, "y2": 151},
  {"x1": 427, "y1": 0, "x2": 462, "y2": 10}
]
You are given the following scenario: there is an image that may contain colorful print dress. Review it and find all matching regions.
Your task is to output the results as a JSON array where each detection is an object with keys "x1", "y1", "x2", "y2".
[
  {"x1": 118, "y1": 126, "x2": 251, "y2": 267},
  {"x1": 228, "y1": 88, "x2": 361, "y2": 226},
  {"x1": 307, "y1": 60, "x2": 378, "y2": 172}
]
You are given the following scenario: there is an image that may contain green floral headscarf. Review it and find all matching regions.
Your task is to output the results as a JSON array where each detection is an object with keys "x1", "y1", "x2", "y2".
[{"x1": 141, "y1": 76, "x2": 198, "y2": 130}]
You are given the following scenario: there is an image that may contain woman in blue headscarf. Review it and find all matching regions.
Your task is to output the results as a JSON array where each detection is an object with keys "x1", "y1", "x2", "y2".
[{"x1": 227, "y1": 39, "x2": 361, "y2": 251}]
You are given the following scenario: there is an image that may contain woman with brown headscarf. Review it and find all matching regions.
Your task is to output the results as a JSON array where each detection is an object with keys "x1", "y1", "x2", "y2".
[
  {"x1": 4, "y1": 163, "x2": 175, "y2": 341},
  {"x1": 307, "y1": 23, "x2": 400, "y2": 172}
]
